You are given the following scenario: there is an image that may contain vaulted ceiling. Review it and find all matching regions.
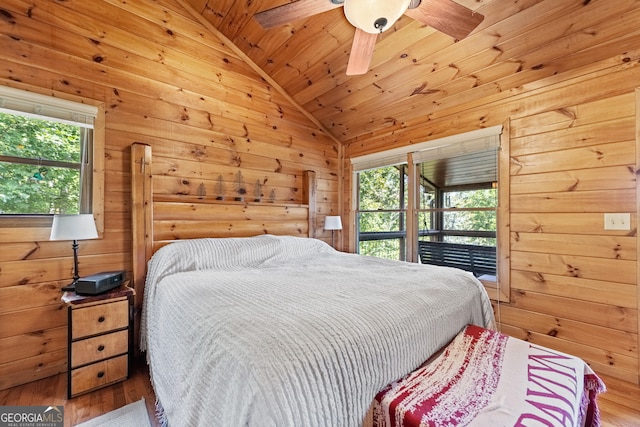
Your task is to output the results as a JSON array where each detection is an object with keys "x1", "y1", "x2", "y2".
[{"x1": 183, "y1": 0, "x2": 634, "y2": 147}]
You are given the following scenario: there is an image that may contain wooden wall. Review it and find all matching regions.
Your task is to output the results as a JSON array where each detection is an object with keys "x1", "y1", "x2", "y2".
[
  {"x1": 344, "y1": 43, "x2": 640, "y2": 383},
  {"x1": 503, "y1": 92, "x2": 637, "y2": 383},
  {"x1": 0, "y1": 0, "x2": 338, "y2": 390},
  {"x1": 0, "y1": 0, "x2": 638, "y2": 394}
]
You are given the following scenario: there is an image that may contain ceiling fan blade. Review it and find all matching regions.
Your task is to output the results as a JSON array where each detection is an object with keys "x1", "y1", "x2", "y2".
[
  {"x1": 255, "y1": 0, "x2": 343, "y2": 29},
  {"x1": 346, "y1": 28, "x2": 378, "y2": 76},
  {"x1": 405, "y1": 0, "x2": 484, "y2": 40}
]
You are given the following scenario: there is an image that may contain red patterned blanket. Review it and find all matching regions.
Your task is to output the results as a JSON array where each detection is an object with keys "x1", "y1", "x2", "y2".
[{"x1": 373, "y1": 325, "x2": 606, "y2": 427}]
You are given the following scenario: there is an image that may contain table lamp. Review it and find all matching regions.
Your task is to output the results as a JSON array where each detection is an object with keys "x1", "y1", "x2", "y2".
[
  {"x1": 50, "y1": 214, "x2": 98, "y2": 292},
  {"x1": 324, "y1": 215, "x2": 343, "y2": 248}
]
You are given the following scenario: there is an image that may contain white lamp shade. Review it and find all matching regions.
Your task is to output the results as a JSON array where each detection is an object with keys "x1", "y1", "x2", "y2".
[
  {"x1": 50, "y1": 214, "x2": 98, "y2": 241},
  {"x1": 344, "y1": 0, "x2": 411, "y2": 34},
  {"x1": 324, "y1": 216, "x2": 343, "y2": 231}
]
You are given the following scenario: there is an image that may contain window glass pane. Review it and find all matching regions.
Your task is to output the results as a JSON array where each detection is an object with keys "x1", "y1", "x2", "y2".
[
  {"x1": 359, "y1": 238, "x2": 402, "y2": 260},
  {"x1": 0, "y1": 112, "x2": 85, "y2": 215},
  {"x1": 418, "y1": 211, "x2": 433, "y2": 230},
  {"x1": 442, "y1": 210, "x2": 496, "y2": 232},
  {"x1": 418, "y1": 186, "x2": 436, "y2": 235},
  {"x1": 443, "y1": 188, "x2": 496, "y2": 209},
  {"x1": 418, "y1": 186, "x2": 435, "y2": 210},
  {"x1": 358, "y1": 210, "x2": 404, "y2": 233},
  {"x1": 0, "y1": 113, "x2": 81, "y2": 162},
  {"x1": 0, "y1": 163, "x2": 80, "y2": 214},
  {"x1": 442, "y1": 188, "x2": 496, "y2": 245},
  {"x1": 357, "y1": 165, "x2": 407, "y2": 261},
  {"x1": 358, "y1": 165, "x2": 407, "y2": 210},
  {"x1": 357, "y1": 211, "x2": 406, "y2": 261}
]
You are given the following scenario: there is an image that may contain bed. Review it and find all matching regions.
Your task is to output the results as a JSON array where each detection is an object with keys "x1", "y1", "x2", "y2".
[
  {"x1": 141, "y1": 235, "x2": 495, "y2": 426},
  {"x1": 130, "y1": 143, "x2": 495, "y2": 426}
]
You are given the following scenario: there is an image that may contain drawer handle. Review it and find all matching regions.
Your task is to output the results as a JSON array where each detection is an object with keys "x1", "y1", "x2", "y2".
[
  {"x1": 98, "y1": 316, "x2": 105, "y2": 323},
  {"x1": 97, "y1": 345, "x2": 105, "y2": 352},
  {"x1": 97, "y1": 371, "x2": 105, "y2": 379}
]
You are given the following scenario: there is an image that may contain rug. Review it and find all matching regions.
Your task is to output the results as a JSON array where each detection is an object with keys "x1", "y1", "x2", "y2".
[{"x1": 75, "y1": 398, "x2": 152, "y2": 427}]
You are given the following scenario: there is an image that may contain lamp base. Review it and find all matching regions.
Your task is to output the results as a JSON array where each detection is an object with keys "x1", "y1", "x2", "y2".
[{"x1": 62, "y1": 239, "x2": 81, "y2": 293}]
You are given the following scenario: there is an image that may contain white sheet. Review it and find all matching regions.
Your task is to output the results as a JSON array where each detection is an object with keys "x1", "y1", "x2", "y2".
[{"x1": 141, "y1": 235, "x2": 495, "y2": 427}]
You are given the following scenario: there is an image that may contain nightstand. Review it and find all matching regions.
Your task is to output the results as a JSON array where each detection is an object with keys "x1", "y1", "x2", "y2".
[{"x1": 63, "y1": 285, "x2": 135, "y2": 398}]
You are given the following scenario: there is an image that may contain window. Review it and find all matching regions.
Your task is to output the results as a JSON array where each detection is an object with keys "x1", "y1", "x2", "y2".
[
  {"x1": 357, "y1": 164, "x2": 408, "y2": 260},
  {"x1": 0, "y1": 86, "x2": 104, "y2": 234},
  {"x1": 437, "y1": 186, "x2": 496, "y2": 246},
  {"x1": 351, "y1": 125, "x2": 509, "y2": 301},
  {"x1": 416, "y1": 151, "x2": 498, "y2": 279}
]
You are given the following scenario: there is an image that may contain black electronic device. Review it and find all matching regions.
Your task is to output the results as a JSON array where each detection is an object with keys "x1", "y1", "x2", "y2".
[{"x1": 75, "y1": 271, "x2": 125, "y2": 295}]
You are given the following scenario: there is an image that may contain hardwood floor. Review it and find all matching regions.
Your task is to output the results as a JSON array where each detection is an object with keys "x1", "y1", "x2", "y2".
[
  {"x1": 0, "y1": 359, "x2": 638, "y2": 426},
  {"x1": 597, "y1": 374, "x2": 640, "y2": 427},
  {"x1": 0, "y1": 358, "x2": 160, "y2": 427}
]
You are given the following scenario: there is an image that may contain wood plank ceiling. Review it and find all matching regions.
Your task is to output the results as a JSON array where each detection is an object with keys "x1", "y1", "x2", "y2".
[{"x1": 184, "y1": 0, "x2": 638, "y2": 147}]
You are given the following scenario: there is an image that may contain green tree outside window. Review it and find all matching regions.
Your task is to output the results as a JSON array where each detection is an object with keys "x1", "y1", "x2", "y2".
[{"x1": 0, "y1": 112, "x2": 84, "y2": 215}]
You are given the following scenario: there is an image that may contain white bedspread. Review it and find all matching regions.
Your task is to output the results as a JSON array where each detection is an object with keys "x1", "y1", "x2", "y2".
[{"x1": 141, "y1": 235, "x2": 495, "y2": 427}]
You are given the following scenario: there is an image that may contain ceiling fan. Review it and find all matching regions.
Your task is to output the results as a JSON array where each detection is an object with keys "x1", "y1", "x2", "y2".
[{"x1": 254, "y1": 0, "x2": 484, "y2": 75}]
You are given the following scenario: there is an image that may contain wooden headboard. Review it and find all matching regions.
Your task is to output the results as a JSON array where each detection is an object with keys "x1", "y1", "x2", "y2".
[{"x1": 130, "y1": 142, "x2": 316, "y2": 316}]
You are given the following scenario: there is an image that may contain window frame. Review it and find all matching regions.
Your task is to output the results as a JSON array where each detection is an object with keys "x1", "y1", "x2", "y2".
[
  {"x1": 0, "y1": 84, "x2": 105, "y2": 240},
  {"x1": 356, "y1": 163, "x2": 409, "y2": 261},
  {"x1": 350, "y1": 125, "x2": 510, "y2": 302}
]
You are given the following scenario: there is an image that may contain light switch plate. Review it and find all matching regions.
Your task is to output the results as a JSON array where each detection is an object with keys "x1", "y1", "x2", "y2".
[{"x1": 604, "y1": 213, "x2": 631, "y2": 230}]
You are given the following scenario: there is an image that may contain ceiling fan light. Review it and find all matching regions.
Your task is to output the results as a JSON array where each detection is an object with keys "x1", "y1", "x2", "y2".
[{"x1": 344, "y1": 0, "x2": 411, "y2": 34}]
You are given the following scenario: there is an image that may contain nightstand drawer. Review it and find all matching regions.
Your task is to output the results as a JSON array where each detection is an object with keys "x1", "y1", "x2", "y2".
[
  {"x1": 70, "y1": 354, "x2": 128, "y2": 397},
  {"x1": 71, "y1": 329, "x2": 129, "y2": 368},
  {"x1": 71, "y1": 299, "x2": 129, "y2": 339}
]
